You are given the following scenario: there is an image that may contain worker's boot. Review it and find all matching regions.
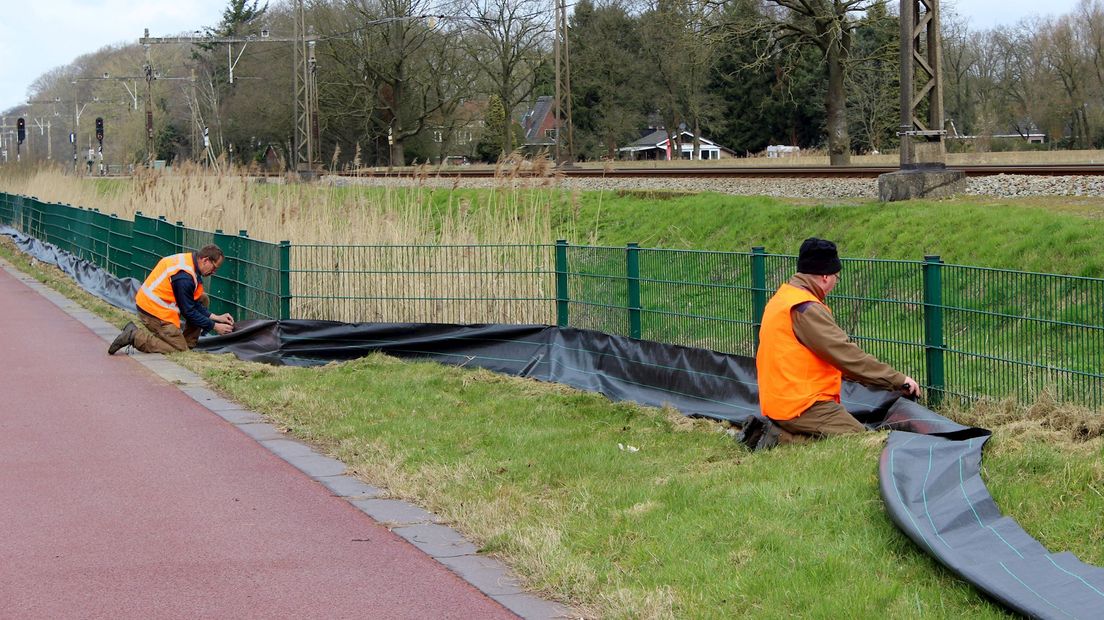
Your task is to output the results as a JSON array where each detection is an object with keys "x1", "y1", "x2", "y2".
[
  {"x1": 108, "y1": 322, "x2": 138, "y2": 355},
  {"x1": 735, "y1": 416, "x2": 781, "y2": 451}
]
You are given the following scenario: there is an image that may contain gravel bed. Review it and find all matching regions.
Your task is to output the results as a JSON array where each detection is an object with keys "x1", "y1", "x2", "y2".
[{"x1": 326, "y1": 173, "x2": 1104, "y2": 199}]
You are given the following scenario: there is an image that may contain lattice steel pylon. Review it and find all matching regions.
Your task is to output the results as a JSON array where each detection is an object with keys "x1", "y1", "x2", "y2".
[
  {"x1": 293, "y1": 0, "x2": 319, "y2": 176},
  {"x1": 899, "y1": 0, "x2": 945, "y2": 168},
  {"x1": 552, "y1": 0, "x2": 574, "y2": 164}
]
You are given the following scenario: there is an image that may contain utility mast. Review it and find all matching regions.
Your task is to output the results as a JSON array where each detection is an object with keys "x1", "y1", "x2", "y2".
[
  {"x1": 898, "y1": 0, "x2": 944, "y2": 168},
  {"x1": 293, "y1": 0, "x2": 319, "y2": 177},
  {"x1": 552, "y1": 0, "x2": 574, "y2": 165},
  {"x1": 878, "y1": 0, "x2": 966, "y2": 201}
]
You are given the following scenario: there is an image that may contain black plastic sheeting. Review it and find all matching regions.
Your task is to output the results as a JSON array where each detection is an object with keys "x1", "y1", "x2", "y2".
[
  {"x1": 196, "y1": 319, "x2": 901, "y2": 424},
  {"x1": 6, "y1": 226, "x2": 1104, "y2": 618},
  {"x1": 880, "y1": 410, "x2": 1104, "y2": 619},
  {"x1": 0, "y1": 226, "x2": 140, "y2": 313}
]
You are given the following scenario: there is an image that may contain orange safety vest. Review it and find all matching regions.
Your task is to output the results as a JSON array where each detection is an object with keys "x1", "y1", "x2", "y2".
[
  {"x1": 135, "y1": 253, "x2": 204, "y2": 328},
  {"x1": 756, "y1": 283, "x2": 842, "y2": 421}
]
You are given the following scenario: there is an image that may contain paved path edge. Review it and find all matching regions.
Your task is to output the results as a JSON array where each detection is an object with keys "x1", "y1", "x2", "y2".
[{"x1": 0, "y1": 256, "x2": 573, "y2": 620}]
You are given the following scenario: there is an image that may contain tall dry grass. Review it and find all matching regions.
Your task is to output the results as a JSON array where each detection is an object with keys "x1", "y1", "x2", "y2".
[
  {"x1": 0, "y1": 162, "x2": 561, "y2": 324},
  {"x1": 3, "y1": 161, "x2": 556, "y2": 246}
]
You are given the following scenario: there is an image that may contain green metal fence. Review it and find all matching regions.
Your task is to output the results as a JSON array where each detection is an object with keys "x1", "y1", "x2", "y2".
[
  {"x1": 0, "y1": 196, "x2": 284, "y2": 322},
  {"x1": 287, "y1": 243, "x2": 555, "y2": 324},
  {"x1": 1, "y1": 191, "x2": 1101, "y2": 409}
]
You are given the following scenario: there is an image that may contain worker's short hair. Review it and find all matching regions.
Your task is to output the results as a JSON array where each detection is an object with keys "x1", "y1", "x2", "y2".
[{"x1": 197, "y1": 244, "x2": 224, "y2": 262}]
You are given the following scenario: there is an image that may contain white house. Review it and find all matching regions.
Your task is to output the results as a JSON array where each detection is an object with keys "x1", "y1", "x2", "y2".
[{"x1": 618, "y1": 128, "x2": 734, "y2": 161}]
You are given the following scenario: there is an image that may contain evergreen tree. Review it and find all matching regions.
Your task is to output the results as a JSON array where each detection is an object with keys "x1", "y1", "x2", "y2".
[
  {"x1": 476, "y1": 95, "x2": 508, "y2": 162},
  {"x1": 708, "y1": 0, "x2": 825, "y2": 155},
  {"x1": 569, "y1": 0, "x2": 649, "y2": 159}
]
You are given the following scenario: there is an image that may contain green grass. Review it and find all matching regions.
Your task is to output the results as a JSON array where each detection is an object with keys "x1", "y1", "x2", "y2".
[
  {"x1": 184, "y1": 352, "x2": 1015, "y2": 619},
  {"x1": 4, "y1": 237, "x2": 1103, "y2": 618},
  {"x1": 62, "y1": 176, "x2": 1104, "y2": 276},
  {"x1": 558, "y1": 192, "x2": 1104, "y2": 277}
]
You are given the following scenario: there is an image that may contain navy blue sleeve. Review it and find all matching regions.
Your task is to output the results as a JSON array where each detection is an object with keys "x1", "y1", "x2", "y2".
[{"x1": 170, "y1": 272, "x2": 216, "y2": 332}]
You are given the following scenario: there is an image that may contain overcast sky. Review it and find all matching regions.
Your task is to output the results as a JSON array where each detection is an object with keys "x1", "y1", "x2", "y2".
[{"x1": 0, "y1": 0, "x2": 1087, "y2": 115}]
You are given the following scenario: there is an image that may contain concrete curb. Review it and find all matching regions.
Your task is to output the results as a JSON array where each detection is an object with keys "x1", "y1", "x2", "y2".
[{"x1": 0, "y1": 257, "x2": 573, "y2": 620}]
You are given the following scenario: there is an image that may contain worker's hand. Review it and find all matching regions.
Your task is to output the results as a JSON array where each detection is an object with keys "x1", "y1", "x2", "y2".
[
  {"x1": 211, "y1": 312, "x2": 234, "y2": 326},
  {"x1": 213, "y1": 322, "x2": 234, "y2": 336},
  {"x1": 901, "y1": 376, "x2": 921, "y2": 398}
]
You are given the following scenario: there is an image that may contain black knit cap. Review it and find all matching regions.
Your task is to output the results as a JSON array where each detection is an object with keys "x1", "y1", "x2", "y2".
[{"x1": 797, "y1": 237, "x2": 842, "y2": 275}]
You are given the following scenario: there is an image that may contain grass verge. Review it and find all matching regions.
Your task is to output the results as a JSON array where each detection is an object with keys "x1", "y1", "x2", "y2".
[{"x1": 2, "y1": 237, "x2": 1102, "y2": 618}]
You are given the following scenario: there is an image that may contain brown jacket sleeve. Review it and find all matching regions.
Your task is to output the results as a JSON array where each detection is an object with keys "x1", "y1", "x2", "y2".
[{"x1": 790, "y1": 301, "x2": 906, "y2": 391}]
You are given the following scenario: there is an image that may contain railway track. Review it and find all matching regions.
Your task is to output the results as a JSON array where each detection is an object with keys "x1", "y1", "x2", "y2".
[{"x1": 339, "y1": 163, "x2": 1104, "y2": 179}]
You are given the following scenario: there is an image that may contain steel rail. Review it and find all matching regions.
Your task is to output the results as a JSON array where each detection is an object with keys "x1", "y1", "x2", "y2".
[{"x1": 336, "y1": 163, "x2": 1104, "y2": 179}]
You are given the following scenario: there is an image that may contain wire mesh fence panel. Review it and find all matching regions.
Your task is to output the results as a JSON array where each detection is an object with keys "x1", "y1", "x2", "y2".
[
  {"x1": 88, "y1": 210, "x2": 114, "y2": 271},
  {"x1": 0, "y1": 193, "x2": 13, "y2": 225},
  {"x1": 26, "y1": 199, "x2": 48, "y2": 244},
  {"x1": 940, "y1": 265, "x2": 1104, "y2": 407},
  {"x1": 762, "y1": 253, "x2": 928, "y2": 393},
  {"x1": 637, "y1": 248, "x2": 757, "y2": 356},
  {"x1": 37, "y1": 201, "x2": 74, "y2": 254},
  {"x1": 234, "y1": 236, "x2": 282, "y2": 321},
  {"x1": 106, "y1": 214, "x2": 133, "y2": 279},
  {"x1": 131, "y1": 214, "x2": 181, "y2": 278},
  {"x1": 0, "y1": 191, "x2": 1102, "y2": 409},
  {"x1": 562, "y1": 245, "x2": 632, "y2": 337},
  {"x1": 288, "y1": 244, "x2": 556, "y2": 324}
]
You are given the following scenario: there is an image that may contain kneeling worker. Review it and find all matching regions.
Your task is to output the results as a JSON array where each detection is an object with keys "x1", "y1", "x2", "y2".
[
  {"x1": 756, "y1": 238, "x2": 920, "y2": 444},
  {"x1": 108, "y1": 244, "x2": 235, "y2": 355}
]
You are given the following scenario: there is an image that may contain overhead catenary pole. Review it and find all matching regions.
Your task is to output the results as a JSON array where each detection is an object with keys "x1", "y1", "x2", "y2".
[
  {"x1": 32, "y1": 118, "x2": 51, "y2": 160},
  {"x1": 293, "y1": 0, "x2": 319, "y2": 177},
  {"x1": 144, "y1": 37, "x2": 156, "y2": 164},
  {"x1": 552, "y1": 0, "x2": 574, "y2": 164},
  {"x1": 191, "y1": 68, "x2": 201, "y2": 163},
  {"x1": 898, "y1": 0, "x2": 945, "y2": 168},
  {"x1": 879, "y1": 0, "x2": 964, "y2": 201}
]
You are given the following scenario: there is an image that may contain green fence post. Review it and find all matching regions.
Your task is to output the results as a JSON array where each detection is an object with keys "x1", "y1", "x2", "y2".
[
  {"x1": 627, "y1": 242, "x2": 642, "y2": 339},
  {"x1": 175, "y1": 221, "x2": 185, "y2": 254},
  {"x1": 279, "y1": 240, "x2": 291, "y2": 320},
  {"x1": 237, "y1": 230, "x2": 250, "y2": 319},
  {"x1": 555, "y1": 240, "x2": 569, "y2": 327},
  {"x1": 923, "y1": 255, "x2": 945, "y2": 407},
  {"x1": 751, "y1": 246, "x2": 767, "y2": 349},
  {"x1": 212, "y1": 229, "x2": 234, "y2": 317}
]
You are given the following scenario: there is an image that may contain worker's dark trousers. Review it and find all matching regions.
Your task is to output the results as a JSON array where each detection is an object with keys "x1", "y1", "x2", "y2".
[
  {"x1": 771, "y1": 400, "x2": 866, "y2": 445},
  {"x1": 132, "y1": 294, "x2": 209, "y2": 354}
]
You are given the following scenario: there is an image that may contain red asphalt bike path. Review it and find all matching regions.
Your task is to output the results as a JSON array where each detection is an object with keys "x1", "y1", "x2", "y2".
[{"x1": 0, "y1": 265, "x2": 517, "y2": 619}]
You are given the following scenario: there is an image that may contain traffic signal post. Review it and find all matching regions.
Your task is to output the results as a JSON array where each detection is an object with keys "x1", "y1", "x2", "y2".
[{"x1": 16, "y1": 117, "x2": 25, "y2": 161}]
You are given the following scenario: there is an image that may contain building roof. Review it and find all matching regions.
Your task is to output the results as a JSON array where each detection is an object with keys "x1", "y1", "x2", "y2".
[
  {"x1": 522, "y1": 96, "x2": 555, "y2": 144},
  {"x1": 621, "y1": 129, "x2": 722, "y2": 152}
]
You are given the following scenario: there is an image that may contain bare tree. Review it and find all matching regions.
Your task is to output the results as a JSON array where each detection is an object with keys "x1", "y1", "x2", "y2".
[
  {"x1": 457, "y1": 0, "x2": 550, "y2": 158},
  {"x1": 638, "y1": 0, "x2": 723, "y2": 160},
  {"x1": 321, "y1": 0, "x2": 471, "y2": 165},
  {"x1": 743, "y1": 0, "x2": 887, "y2": 165}
]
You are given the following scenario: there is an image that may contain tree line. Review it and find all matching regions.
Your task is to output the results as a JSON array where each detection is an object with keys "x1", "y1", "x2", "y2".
[{"x1": 7, "y1": 0, "x2": 1104, "y2": 169}]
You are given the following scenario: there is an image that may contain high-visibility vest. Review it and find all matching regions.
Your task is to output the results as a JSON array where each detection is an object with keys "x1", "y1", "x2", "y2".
[
  {"x1": 756, "y1": 283, "x2": 842, "y2": 421},
  {"x1": 135, "y1": 253, "x2": 204, "y2": 328}
]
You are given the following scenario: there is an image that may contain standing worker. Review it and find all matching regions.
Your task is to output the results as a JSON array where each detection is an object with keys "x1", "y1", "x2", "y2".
[
  {"x1": 108, "y1": 244, "x2": 234, "y2": 355},
  {"x1": 753, "y1": 238, "x2": 920, "y2": 446}
]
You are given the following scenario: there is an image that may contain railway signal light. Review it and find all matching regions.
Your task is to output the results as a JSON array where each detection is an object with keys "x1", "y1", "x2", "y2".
[
  {"x1": 17, "y1": 118, "x2": 25, "y2": 144},
  {"x1": 95, "y1": 117, "x2": 104, "y2": 143}
]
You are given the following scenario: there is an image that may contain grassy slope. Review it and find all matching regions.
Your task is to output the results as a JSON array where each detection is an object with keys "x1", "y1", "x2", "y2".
[
  {"x1": 65, "y1": 177, "x2": 1104, "y2": 276},
  {"x1": 557, "y1": 192, "x2": 1104, "y2": 276},
  {"x1": 4, "y1": 236, "x2": 1102, "y2": 619}
]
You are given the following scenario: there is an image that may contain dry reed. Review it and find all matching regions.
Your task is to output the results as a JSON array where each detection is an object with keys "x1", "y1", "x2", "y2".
[{"x1": 1, "y1": 163, "x2": 560, "y2": 324}]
